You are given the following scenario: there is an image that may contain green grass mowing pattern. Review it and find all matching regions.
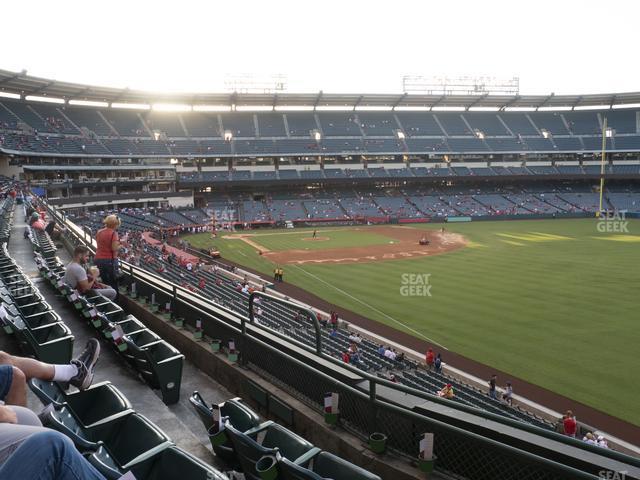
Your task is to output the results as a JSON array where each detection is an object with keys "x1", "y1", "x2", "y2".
[{"x1": 185, "y1": 220, "x2": 640, "y2": 425}]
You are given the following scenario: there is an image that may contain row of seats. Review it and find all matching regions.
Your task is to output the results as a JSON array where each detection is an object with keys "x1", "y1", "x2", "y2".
[
  {"x1": 1, "y1": 205, "x2": 75, "y2": 363},
  {"x1": 179, "y1": 163, "x2": 640, "y2": 184},
  {"x1": 190, "y1": 391, "x2": 381, "y2": 480},
  {"x1": 29, "y1": 379, "x2": 228, "y2": 480},
  {"x1": 0, "y1": 99, "x2": 636, "y2": 137},
  {"x1": 30, "y1": 229, "x2": 185, "y2": 405}
]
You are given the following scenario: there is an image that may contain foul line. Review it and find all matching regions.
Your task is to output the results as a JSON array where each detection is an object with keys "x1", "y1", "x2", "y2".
[{"x1": 291, "y1": 264, "x2": 448, "y2": 350}]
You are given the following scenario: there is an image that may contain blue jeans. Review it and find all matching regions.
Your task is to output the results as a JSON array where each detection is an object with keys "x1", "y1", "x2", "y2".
[{"x1": 0, "y1": 430, "x2": 106, "y2": 480}]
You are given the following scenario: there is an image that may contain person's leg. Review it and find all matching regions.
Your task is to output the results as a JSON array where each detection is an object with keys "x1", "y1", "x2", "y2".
[
  {"x1": 0, "y1": 351, "x2": 54, "y2": 380},
  {"x1": 94, "y1": 287, "x2": 117, "y2": 301},
  {"x1": 0, "y1": 340, "x2": 100, "y2": 392},
  {"x1": 2, "y1": 366, "x2": 27, "y2": 407},
  {"x1": 0, "y1": 430, "x2": 106, "y2": 480}
]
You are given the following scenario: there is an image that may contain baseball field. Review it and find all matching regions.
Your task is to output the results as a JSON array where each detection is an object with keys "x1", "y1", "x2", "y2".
[{"x1": 183, "y1": 218, "x2": 640, "y2": 426}]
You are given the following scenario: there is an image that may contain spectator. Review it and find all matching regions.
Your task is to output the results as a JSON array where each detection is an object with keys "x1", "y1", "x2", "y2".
[
  {"x1": 0, "y1": 339, "x2": 100, "y2": 405},
  {"x1": 64, "y1": 246, "x2": 116, "y2": 301},
  {"x1": 563, "y1": 410, "x2": 577, "y2": 437},
  {"x1": 94, "y1": 214, "x2": 121, "y2": 291},
  {"x1": 0, "y1": 430, "x2": 107, "y2": 480},
  {"x1": 384, "y1": 347, "x2": 396, "y2": 361},
  {"x1": 341, "y1": 351, "x2": 350, "y2": 364},
  {"x1": 582, "y1": 432, "x2": 597, "y2": 445},
  {"x1": 434, "y1": 353, "x2": 442, "y2": 374},
  {"x1": 377, "y1": 344, "x2": 385, "y2": 356},
  {"x1": 488, "y1": 374, "x2": 497, "y2": 400},
  {"x1": 438, "y1": 383, "x2": 455, "y2": 399},
  {"x1": 502, "y1": 382, "x2": 513, "y2": 405},
  {"x1": 425, "y1": 348, "x2": 435, "y2": 371},
  {"x1": 597, "y1": 435, "x2": 608, "y2": 448}
]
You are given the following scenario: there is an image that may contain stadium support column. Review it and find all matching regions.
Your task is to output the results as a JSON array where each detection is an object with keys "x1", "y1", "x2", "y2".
[{"x1": 598, "y1": 117, "x2": 607, "y2": 216}]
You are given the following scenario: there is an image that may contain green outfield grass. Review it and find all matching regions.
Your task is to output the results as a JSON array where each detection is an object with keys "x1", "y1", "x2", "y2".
[{"x1": 185, "y1": 219, "x2": 640, "y2": 426}]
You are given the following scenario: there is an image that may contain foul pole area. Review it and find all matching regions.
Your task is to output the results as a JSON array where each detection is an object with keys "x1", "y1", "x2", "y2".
[{"x1": 597, "y1": 117, "x2": 608, "y2": 217}]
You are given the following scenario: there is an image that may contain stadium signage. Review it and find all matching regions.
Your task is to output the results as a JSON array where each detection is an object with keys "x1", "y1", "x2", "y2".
[
  {"x1": 400, "y1": 273, "x2": 432, "y2": 297},
  {"x1": 597, "y1": 210, "x2": 629, "y2": 233}
]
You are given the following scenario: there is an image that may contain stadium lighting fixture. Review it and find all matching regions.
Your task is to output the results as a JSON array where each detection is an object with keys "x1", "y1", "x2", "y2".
[
  {"x1": 432, "y1": 106, "x2": 465, "y2": 111},
  {"x1": 169, "y1": 158, "x2": 179, "y2": 164},
  {"x1": 573, "y1": 105, "x2": 610, "y2": 111},
  {"x1": 541, "y1": 129, "x2": 551, "y2": 139},
  {"x1": 152, "y1": 103, "x2": 192, "y2": 112},
  {"x1": 153, "y1": 131, "x2": 162, "y2": 141},
  {"x1": 612, "y1": 103, "x2": 640, "y2": 109},
  {"x1": 468, "y1": 107, "x2": 500, "y2": 112},
  {"x1": 236, "y1": 105, "x2": 273, "y2": 112},
  {"x1": 312, "y1": 130, "x2": 321, "y2": 141},
  {"x1": 315, "y1": 106, "x2": 353, "y2": 111},
  {"x1": 396, "y1": 130, "x2": 406, "y2": 140},
  {"x1": 475, "y1": 130, "x2": 485, "y2": 139},
  {"x1": 25, "y1": 95, "x2": 64, "y2": 104},
  {"x1": 0, "y1": 91, "x2": 21, "y2": 99},
  {"x1": 69, "y1": 99, "x2": 109, "y2": 107},
  {"x1": 274, "y1": 105, "x2": 314, "y2": 111},
  {"x1": 224, "y1": 130, "x2": 233, "y2": 142},
  {"x1": 605, "y1": 128, "x2": 614, "y2": 138},
  {"x1": 394, "y1": 106, "x2": 431, "y2": 111},
  {"x1": 537, "y1": 106, "x2": 572, "y2": 111},
  {"x1": 112, "y1": 102, "x2": 150, "y2": 110},
  {"x1": 503, "y1": 107, "x2": 536, "y2": 112},
  {"x1": 355, "y1": 106, "x2": 393, "y2": 111},
  {"x1": 193, "y1": 105, "x2": 232, "y2": 112}
]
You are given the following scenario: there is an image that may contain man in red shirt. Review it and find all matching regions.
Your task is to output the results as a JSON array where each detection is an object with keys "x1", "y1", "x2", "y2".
[
  {"x1": 563, "y1": 410, "x2": 577, "y2": 437},
  {"x1": 425, "y1": 348, "x2": 435, "y2": 371}
]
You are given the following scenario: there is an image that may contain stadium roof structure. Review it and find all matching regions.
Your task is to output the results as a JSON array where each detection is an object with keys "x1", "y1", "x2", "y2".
[{"x1": 1, "y1": 68, "x2": 640, "y2": 111}]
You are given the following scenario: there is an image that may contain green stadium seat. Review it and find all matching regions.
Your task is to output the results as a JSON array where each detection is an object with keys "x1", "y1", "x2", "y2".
[
  {"x1": 130, "y1": 446, "x2": 229, "y2": 480},
  {"x1": 124, "y1": 338, "x2": 184, "y2": 405},
  {"x1": 225, "y1": 421, "x2": 319, "y2": 480},
  {"x1": 278, "y1": 452, "x2": 382, "y2": 480}
]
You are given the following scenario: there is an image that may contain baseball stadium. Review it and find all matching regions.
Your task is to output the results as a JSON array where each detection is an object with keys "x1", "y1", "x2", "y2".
[{"x1": 0, "y1": 2, "x2": 639, "y2": 479}]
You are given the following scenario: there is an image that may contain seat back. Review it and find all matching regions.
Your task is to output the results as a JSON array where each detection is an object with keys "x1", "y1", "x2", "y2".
[
  {"x1": 28, "y1": 378, "x2": 67, "y2": 407},
  {"x1": 225, "y1": 422, "x2": 278, "y2": 480},
  {"x1": 100, "y1": 413, "x2": 172, "y2": 466},
  {"x1": 262, "y1": 423, "x2": 314, "y2": 461},
  {"x1": 222, "y1": 398, "x2": 261, "y2": 433},
  {"x1": 133, "y1": 446, "x2": 229, "y2": 480},
  {"x1": 314, "y1": 451, "x2": 381, "y2": 480},
  {"x1": 65, "y1": 382, "x2": 133, "y2": 427},
  {"x1": 189, "y1": 391, "x2": 214, "y2": 431},
  {"x1": 278, "y1": 458, "x2": 325, "y2": 480}
]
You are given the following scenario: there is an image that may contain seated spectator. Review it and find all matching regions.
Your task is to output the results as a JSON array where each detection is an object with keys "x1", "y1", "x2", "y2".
[
  {"x1": 438, "y1": 383, "x2": 455, "y2": 399},
  {"x1": 329, "y1": 328, "x2": 338, "y2": 338},
  {"x1": 502, "y1": 382, "x2": 513, "y2": 405},
  {"x1": 597, "y1": 435, "x2": 608, "y2": 448},
  {"x1": 0, "y1": 339, "x2": 100, "y2": 405},
  {"x1": 563, "y1": 410, "x2": 577, "y2": 437},
  {"x1": 64, "y1": 246, "x2": 117, "y2": 301},
  {"x1": 341, "y1": 351, "x2": 351, "y2": 364},
  {"x1": 377, "y1": 344, "x2": 386, "y2": 356},
  {"x1": 384, "y1": 348, "x2": 397, "y2": 361},
  {"x1": 583, "y1": 432, "x2": 597, "y2": 445},
  {"x1": 86, "y1": 266, "x2": 109, "y2": 291}
]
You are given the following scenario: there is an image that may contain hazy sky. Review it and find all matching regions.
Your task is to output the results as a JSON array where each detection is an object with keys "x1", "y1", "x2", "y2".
[{"x1": 2, "y1": 0, "x2": 637, "y2": 96}]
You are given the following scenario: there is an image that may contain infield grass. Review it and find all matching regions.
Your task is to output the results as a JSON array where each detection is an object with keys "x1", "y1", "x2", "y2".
[{"x1": 185, "y1": 219, "x2": 640, "y2": 426}]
